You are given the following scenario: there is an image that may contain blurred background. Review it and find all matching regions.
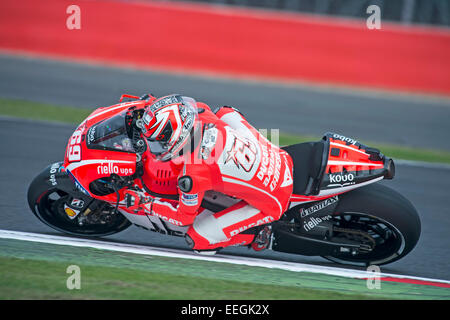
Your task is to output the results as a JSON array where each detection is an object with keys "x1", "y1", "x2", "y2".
[
  {"x1": 1, "y1": 0, "x2": 449, "y2": 146},
  {"x1": 0, "y1": 0, "x2": 450, "y2": 290},
  {"x1": 170, "y1": 0, "x2": 450, "y2": 26}
]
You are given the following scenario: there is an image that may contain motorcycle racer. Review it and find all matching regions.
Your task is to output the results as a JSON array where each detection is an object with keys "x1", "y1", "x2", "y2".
[
  {"x1": 125, "y1": 94, "x2": 294, "y2": 253},
  {"x1": 30, "y1": 91, "x2": 419, "y2": 266}
]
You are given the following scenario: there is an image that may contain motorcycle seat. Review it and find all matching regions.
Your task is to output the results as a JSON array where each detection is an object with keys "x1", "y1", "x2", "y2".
[{"x1": 281, "y1": 140, "x2": 327, "y2": 196}]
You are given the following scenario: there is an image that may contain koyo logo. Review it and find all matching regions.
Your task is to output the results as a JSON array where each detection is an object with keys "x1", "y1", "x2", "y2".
[
  {"x1": 333, "y1": 134, "x2": 357, "y2": 145},
  {"x1": 329, "y1": 173, "x2": 354, "y2": 183}
]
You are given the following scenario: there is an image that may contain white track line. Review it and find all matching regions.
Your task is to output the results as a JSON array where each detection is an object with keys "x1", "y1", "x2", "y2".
[{"x1": 1, "y1": 229, "x2": 449, "y2": 286}]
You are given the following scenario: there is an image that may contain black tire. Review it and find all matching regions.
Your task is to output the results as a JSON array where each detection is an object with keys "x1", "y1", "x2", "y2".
[
  {"x1": 27, "y1": 163, "x2": 131, "y2": 237},
  {"x1": 323, "y1": 183, "x2": 421, "y2": 266}
]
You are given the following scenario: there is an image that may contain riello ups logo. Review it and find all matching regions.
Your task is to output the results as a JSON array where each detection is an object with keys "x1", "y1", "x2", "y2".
[{"x1": 97, "y1": 163, "x2": 133, "y2": 176}]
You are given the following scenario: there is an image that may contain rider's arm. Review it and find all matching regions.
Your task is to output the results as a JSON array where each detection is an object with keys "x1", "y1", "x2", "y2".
[
  {"x1": 149, "y1": 164, "x2": 209, "y2": 226},
  {"x1": 214, "y1": 106, "x2": 254, "y2": 135},
  {"x1": 149, "y1": 190, "x2": 205, "y2": 227}
]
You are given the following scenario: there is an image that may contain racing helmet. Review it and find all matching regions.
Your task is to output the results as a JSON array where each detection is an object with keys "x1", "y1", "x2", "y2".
[{"x1": 139, "y1": 94, "x2": 199, "y2": 161}]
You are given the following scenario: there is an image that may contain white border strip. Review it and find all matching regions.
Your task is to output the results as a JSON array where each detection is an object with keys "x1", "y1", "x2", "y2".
[
  {"x1": 1, "y1": 229, "x2": 449, "y2": 286},
  {"x1": 330, "y1": 141, "x2": 368, "y2": 156},
  {"x1": 327, "y1": 160, "x2": 383, "y2": 167}
]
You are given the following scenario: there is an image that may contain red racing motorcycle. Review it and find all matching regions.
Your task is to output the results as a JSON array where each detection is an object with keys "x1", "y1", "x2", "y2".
[{"x1": 27, "y1": 94, "x2": 421, "y2": 266}]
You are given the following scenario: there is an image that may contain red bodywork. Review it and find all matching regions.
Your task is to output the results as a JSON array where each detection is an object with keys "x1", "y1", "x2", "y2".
[
  {"x1": 62, "y1": 96, "x2": 186, "y2": 209},
  {"x1": 63, "y1": 95, "x2": 391, "y2": 221}
]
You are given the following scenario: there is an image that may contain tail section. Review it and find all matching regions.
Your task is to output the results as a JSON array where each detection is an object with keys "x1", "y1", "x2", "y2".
[
  {"x1": 318, "y1": 132, "x2": 395, "y2": 196},
  {"x1": 285, "y1": 132, "x2": 395, "y2": 200}
]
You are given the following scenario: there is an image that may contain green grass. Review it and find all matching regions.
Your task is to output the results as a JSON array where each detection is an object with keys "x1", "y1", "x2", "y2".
[
  {"x1": 0, "y1": 256, "x2": 372, "y2": 300},
  {"x1": 0, "y1": 239, "x2": 379, "y2": 300},
  {"x1": 1, "y1": 97, "x2": 450, "y2": 164},
  {"x1": 1, "y1": 238, "x2": 449, "y2": 300},
  {"x1": 0, "y1": 97, "x2": 93, "y2": 124}
]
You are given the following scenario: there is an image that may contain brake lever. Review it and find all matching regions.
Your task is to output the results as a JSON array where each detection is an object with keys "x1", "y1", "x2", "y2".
[{"x1": 108, "y1": 174, "x2": 134, "y2": 214}]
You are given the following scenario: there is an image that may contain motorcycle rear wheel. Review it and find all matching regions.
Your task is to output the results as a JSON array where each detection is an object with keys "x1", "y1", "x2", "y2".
[{"x1": 323, "y1": 183, "x2": 421, "y2": 266}]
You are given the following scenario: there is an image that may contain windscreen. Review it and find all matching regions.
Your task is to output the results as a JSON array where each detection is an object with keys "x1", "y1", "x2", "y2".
[{"x1": 86, "y1": 113, "x2": 135, "y2": 153}]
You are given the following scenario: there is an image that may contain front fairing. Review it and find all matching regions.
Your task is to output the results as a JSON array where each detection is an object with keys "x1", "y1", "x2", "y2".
[{"x1": 63, "y1": 104, "x2": 141, "y2": 200}]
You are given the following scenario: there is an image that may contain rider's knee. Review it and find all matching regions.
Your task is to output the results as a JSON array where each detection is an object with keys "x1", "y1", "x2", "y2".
[{"x1": 187, "y1": 210, "x2": 228, "y2": 247}]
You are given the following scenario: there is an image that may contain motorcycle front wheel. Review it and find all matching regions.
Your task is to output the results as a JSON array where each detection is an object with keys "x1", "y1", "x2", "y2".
[{"x1": 27, "y1": 163, "x2": 131, "y2": 237}]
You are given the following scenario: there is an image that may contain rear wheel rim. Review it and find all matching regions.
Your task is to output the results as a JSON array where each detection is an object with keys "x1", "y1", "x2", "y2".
[{"x1": 324, "y1": 212, "x2": 406, "y2": 266}]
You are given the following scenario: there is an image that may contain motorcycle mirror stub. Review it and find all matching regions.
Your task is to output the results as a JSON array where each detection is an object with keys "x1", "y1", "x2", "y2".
[{"x1": 119, "y1": 94, "x2": 140, "y2": 102}]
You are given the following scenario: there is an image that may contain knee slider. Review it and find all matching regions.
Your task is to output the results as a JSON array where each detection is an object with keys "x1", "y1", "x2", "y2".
[{"x1": 185, "y1": 234, "x2": 195, "y2": 249}]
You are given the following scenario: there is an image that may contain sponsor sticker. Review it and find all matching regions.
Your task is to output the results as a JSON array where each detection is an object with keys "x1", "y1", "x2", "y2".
[
  {"x1": 96, "y1": 163, "x2": 134, "y2": 175},
  {"x1": 70, "y1": 199, "x2": 85, "y2": 209},
  {"x1": 152, "y1": 212, "x2": 183, "y2": 226},
  {"x1": 256, "y1": 142, "x2": 282, "y2": 192},
  {"x1": 200, "y1": 125, "x2": 218, "y2": 160},
  {"x1": 328, "y1": 173, "x2": 355, "y2": 187},
  {"x1": 329, "y1": 173, "x2": 354, "y2": 183},
  {"x1": 64, "y1": 204, "x2": 80, "y2": 220},
  {"x1": 229, "y1": 216, "x2": 274, "y2": 237},
  {"x1": 181, "y1": 193, "x2": 198, "y2": 206},
  {"x1": 87, "y1": 126, "x2": 96, "y2": 144},
  {"x1": 299, "y1": 196, "x2": 339, "y2": 218},
  {"x1": 280, "y1": 155, "x2": 293, "y2": 188},
  {"x1": 332, "y1": 134, "x2": 357, "y2": 145},
  {"x1": 149, "y1": 95, "x2": 182, "y2": 113},
  {"x1": 49, "y1": 162, "x2": 60, "y2": 186},
  {"x1": 303, "y1": 215, "x2": 332, "y2": 232},
  {"x1": 67, "y1": 170, "x2": 90, "y2": 196}
]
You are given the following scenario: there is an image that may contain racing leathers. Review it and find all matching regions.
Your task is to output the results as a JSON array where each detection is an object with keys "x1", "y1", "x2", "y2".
[{"x1": 129, "y1": 103, "x2": 294, "y2": 251}]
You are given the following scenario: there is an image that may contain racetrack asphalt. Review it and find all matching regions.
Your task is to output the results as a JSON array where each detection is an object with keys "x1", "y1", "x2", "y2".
[
  {"x1": 1, "y1": 53, "x2": 450, "y2": 151},
  {"x1": 1, "y1": 117, "x2": 449, "y2": 281},
  {"x1": 0, "y1": 53, "x2": 449, "y2": 281}
]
